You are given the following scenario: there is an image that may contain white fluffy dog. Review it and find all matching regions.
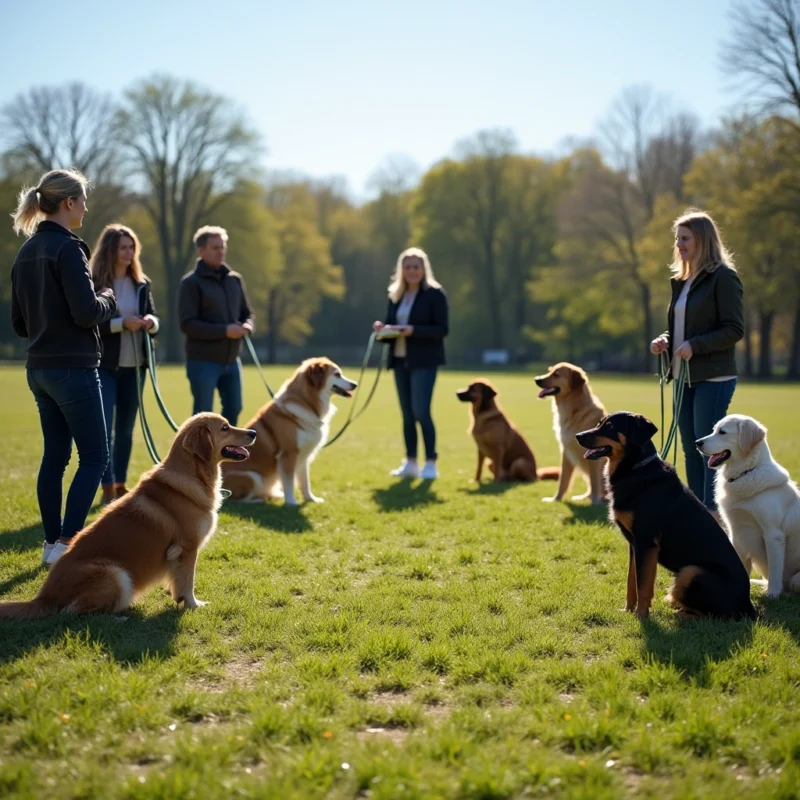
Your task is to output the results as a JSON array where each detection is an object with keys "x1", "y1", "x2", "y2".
[{"x1": 697, "y1": 414, "x2": 800, "y2": 597}]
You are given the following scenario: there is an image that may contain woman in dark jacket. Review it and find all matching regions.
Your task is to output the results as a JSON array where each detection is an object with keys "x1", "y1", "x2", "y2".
[
  {"x1": 650, "y1": 209, "x2": 744, "y2": 517},
  {"x1": 10, "y1": 169, "x2": 117, "y2": 566},
  {"x1": 373, "y1": 247, "x2": 449, "y2": 480},
  {"x1": 90, "y1": 225, "x2": 159, "y2": 504}
]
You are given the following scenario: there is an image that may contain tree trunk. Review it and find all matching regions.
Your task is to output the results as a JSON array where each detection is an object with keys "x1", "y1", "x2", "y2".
[
  {"x1": 758, "y1": 310, "x2": 774, "y2": 380},
  {"x1": 639, "y1": 280, "x2": 653, "y2": 373},
  {"x1": 787, "y1": 295, "x2": 800, "y2": 381},
  {"x1": 267, "y1": 291, "x2": 278, "y2": 364},
  {"x1": 743, "y1": 307, "x2": 754, "y2": 378},
  {"x1": 483, "y1": 242, "x2": 504, "y2": 350}
]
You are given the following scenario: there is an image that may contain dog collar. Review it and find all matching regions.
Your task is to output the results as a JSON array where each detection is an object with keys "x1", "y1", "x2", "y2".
[
  {"x1": 632, "y1": 453, "x2": 659, "y2": 470},
  {"x1": 728, "y1": 467, "x2": 755, "y2": 483}
]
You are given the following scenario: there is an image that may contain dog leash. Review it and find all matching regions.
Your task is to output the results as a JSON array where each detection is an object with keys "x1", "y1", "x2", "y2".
[
  {"x1": 658, "y1": 352, "x2": 690, "y2": 463},
  {"x1": 242, "y1": 331, "x2": 386, "y2": 449},
  {"x1": 323, "y1": 331, "x2": 385, "y2": 448}
]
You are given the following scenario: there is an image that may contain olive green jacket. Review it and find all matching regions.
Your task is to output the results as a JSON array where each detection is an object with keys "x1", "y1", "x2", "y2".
[{"x1": 663, "y1": 264, "x2": 744, "y2": 382}]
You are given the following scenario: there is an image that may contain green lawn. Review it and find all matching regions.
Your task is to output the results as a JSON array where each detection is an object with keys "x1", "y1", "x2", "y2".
[{"x1": 1, "y1": 364, "x2": 800, "y2": 799}]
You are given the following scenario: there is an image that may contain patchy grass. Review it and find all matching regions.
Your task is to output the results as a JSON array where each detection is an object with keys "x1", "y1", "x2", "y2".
[{"x1": 1, "y1": 364, "x2": 799, "y2": 798}]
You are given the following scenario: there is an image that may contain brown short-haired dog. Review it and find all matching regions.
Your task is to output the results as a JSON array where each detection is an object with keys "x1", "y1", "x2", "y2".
[
  {"x1": 535, "y1": 362, "x2": 606, "y2": 504},
  {"x1": 456, "y1": 380, "x2": 558, "y2": 484},
  {"x1": 0, "y1": 414, "x2": 256, "y2": 618},
  {"x1": 576, "y1": 411, "x2": 757, "y2": 620}
]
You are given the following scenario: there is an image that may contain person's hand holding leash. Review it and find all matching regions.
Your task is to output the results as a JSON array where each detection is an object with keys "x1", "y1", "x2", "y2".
[
  {"x1": 396, "y1": 325, "x2": 414, "y2": 337},
  {"x1": 372, "y1": 320, "x2": 385, "y2": 332},
  {"x1": 226, "y1": 323, "x2": 247, "y2": 339},
  {"x1": 650, "y1": 335, "x2": 669, "y2": 355},
  {"x1": 123, "y1": 316, "x2": 146, "y2": 331},
  {"x1": 675, "y1": 342, "x2": 693, "y2": 360}
]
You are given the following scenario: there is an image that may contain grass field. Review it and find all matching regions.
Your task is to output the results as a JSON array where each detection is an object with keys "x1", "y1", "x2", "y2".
[{"x1": 1, "y1": 363, "x2": 800, "y2": 799}]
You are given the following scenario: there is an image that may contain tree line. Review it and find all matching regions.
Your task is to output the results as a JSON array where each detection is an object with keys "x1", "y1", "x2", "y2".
[{"x1": 1, "y1": 0, "x2": 798, "y2": 378}]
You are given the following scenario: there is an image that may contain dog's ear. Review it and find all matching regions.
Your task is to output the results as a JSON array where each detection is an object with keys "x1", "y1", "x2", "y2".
[
  {"x1": 629, "y1": 414, "x2": 658, "y2": 446},
  {"x1": 480, "y1": 382, "x2": 497, "y2": 400},
  {"x1": 737, "y1": 418, "x2": 766, "y2": 454},
  {"x1": 307, "y1": 362, "x2": 327, "y2": 389},
  {"x1": 569, "y1": 368, "x2": 586, "y2": 390},
  {"x1": 183, "y1": 423, "x2": 214, "y2": 462}
]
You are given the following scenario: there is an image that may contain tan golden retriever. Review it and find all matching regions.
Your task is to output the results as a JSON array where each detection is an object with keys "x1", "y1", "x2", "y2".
[
  {"x1": 535, "y1": 362, "x2": 607, "y2": 504},
  {"x1": 456, "y1": 380, "x2": 559, "y2": 484},
  {"x1": 222, "y1": 357, "x2": 357, "y2": 506},
  {"x1": 0, "y1": 414, "x2": 256, "y2": 618}
]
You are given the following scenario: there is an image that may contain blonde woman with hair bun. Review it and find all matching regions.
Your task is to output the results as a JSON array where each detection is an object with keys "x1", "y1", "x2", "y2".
[
  {"x1": 373, "y1": 247, "x2": 449, "y2": 480},
  {"x1": 650, "y1": 208, "x2": 744, "y2": 518},
  {"x1": 10, "y1": 169, "x2": 117, "y2": 566}
]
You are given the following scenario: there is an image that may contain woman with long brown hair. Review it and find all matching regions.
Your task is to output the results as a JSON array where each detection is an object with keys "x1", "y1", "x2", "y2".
[
  {"x1": 650, "y1": 209, "x2": 744, "y2": 518},
  {"x1": 11, "y1": 169, "x2": 117, "y2": 566},
  {"x1": 90, "y1": 225, "x2": 159, "y2": 504}
]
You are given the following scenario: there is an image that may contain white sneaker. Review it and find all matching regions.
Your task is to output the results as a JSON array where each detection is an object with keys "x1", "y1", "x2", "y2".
[
  {"x1": 420, "y1": 460, "x2": 439, "y2": 480},
  {"x1": 390, "y1": 459, "x2": 420, "y2": 479},
  {"x1": 41, "y1": 542, "x2": 53, "y2": 565},
  {"x1": 45, "y1": 541, "x2": 70, "y2": 567}
]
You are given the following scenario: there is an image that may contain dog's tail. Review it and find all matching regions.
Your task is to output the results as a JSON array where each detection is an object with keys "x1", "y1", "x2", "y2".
[
  {"x1": 0, "y1": 597, "x2": 53, "y2": 620},
  {"x1": 669, "y1": 565, "x2": 758, "y2": 621},
  {"x1": 537, "y1": 467, "x2": 560, "y2": 481}
]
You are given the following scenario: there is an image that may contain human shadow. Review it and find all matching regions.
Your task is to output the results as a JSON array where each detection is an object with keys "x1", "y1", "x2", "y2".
[
  {"x1": 0, "y1": 603, "x2": 183, "y2": 667},
  {"x1": 220, "y1": 500, "x2": 313, "y2": 533},
  {"x1": 0, "y1": 522, "x2": 45, "y2": 554},
  {"x1": 373, "y1": 479, "x2": 444, "y2": 512}
]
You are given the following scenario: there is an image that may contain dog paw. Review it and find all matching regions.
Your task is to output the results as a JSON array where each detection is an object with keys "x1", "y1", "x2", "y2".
[
  {"x1": 185, "y1": 598, "x2": 207, "y2": 609},
  {"x1": 765, "y1": 589, "x2": 782, "y2": 599},
  {"x1": 284, "y1": 498, "x2": 300, "y2": 507},
  {"x1": 542, "y1": 496, "x2": 558, "y2": 503},
  {"x1": 304, "y1": 495, "x2": 325, "y2": 504}
]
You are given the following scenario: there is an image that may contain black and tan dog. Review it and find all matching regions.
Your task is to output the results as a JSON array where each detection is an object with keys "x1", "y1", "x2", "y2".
[
  {"x1": 456, "y1": 380, "x2": 559, "y2": 484},
  {"x1": 576, "y1": 411, "x2": 756, "y2": 620}
]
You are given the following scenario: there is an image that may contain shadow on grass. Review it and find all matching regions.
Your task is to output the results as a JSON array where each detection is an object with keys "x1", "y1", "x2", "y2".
[
  {"x1": 639, "y1": 615, "x2": 755, "y2": 678},
  {"x1": 373, "y1": 479, "x2": 444, "y2": 512},
  {"x1": 563, "y1": 502, "x2": 610, "y2": 526},
  {"x1": 0, "y1": 604, "x2": 182, "y2": 666},
  {"x1": 220, "y1": 501, "x2": 313, "y2": 533},
  {"x1": 457, "y1": 480, "x2": 518, "y2": 496},
  {"x1": 0, "y1": 522, "x2": 44, "y2": 555}
]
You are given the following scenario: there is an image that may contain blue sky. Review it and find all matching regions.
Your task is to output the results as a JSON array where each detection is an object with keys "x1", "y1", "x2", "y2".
[{"x1": 2, "y1": 0, "x2": 737, "y2": 198}]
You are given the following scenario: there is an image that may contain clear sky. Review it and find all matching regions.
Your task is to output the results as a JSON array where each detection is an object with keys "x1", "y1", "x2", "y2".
[{"x1": 1, "y1": 0, "x2": 737, "y2": 198}]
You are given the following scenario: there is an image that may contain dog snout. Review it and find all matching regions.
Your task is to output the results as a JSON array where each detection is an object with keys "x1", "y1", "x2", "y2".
[{"x1": 534, "y1": 377, "x2": 546, "y2": 387}]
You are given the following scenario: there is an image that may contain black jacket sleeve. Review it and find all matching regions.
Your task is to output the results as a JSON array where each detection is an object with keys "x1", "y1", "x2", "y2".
[
  {"x1": 410, "y1": 288, "x2": 449, "y2": 339},
  {"x1": 59, "y1": 241, "x2": 117, "y2": 328},
  {"x1": 238, "y1": 276, "x2": 255, "y2": 330},
  {"x1": 10, "y1": 269, "x2": 27, "y2": 338}
]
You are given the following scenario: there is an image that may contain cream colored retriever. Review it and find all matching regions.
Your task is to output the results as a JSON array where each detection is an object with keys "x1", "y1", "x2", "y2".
[
  {"x1": 0, "y1": 414, "x2": 255, "y2": 618},
  {"x1": 222, "y1": 357, "x2": 357, "y2": 506},
  {"x1": 697, "y1": 414, "x2": 800, "y2": 597},
  {"x1": 534, "y1": 362, "x2": 607, "y2": 504}
]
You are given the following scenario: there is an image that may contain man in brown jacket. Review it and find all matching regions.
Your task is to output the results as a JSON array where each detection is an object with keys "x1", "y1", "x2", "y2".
[{"x1": 178, "y1": 226, "x2": 255, "y2": 426}]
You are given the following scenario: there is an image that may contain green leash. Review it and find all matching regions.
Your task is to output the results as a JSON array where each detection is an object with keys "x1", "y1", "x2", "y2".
[
  {"x1": 323, "y1": 331, "x2": 384, "y2": 449},
  {"x1": 242, "y1": 332, "x2": 385, "y2": 449},
  {"x1": 658, "y1": 352, "x2": 690, "y2": 463}
]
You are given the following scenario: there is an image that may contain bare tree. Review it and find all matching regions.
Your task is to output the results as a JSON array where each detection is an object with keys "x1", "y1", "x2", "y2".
[
  {"x1": 0, "y1": 82, "x2": 118, "y2": 177},
  {"x1": 118, "y1": 75, "x2": 262, "y2": 360},
  {"x1": 723, "y1": 0, "x2": 800, "y2": 126},
  {"x1": 0, "y1": 82, "x2": 127, "y2": 242}
]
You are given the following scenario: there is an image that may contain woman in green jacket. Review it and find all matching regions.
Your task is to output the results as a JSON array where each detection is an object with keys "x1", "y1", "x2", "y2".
[{"x1": 650, "y1": 209, "x2": 744, "y2": 517}]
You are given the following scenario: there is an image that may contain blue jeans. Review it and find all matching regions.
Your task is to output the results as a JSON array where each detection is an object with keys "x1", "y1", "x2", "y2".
[
  {"x1": 677, "y1": 378, "x2": 737, "y2": 511},
  {"x1": 26, "y1": 368, "x2": 109, "y2": 543},
  {"x1": 186, "y1": 359, "x2": 243, "y2": 426},
  {"x1": 393, "y1": 366, "x2": 438, "y2": 461},
  {"x1": 99, "y1": 367, "x2": 145, "y2": 486}
]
